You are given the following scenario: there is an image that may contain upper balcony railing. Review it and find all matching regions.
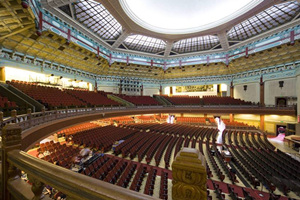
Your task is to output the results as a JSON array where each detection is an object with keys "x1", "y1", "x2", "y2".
[{"x1": 0, "y1": 104, "x2": 296, "y2": 135}]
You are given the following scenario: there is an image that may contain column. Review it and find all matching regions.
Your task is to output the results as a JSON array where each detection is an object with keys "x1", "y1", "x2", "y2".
[
  {"x1": 296, "y1": 75, "x2": 300, "y2": 135},
  {"x1": 172, "y1": 148, "x2": 207, "y2": 200},
  {"x1": 230, "y1": 81, "x2": 234, "y2": 98},
  {"x1": 229, "y1": 114, "x2": 234, "y2": 123},
  {"x1": 159, "y1": 85, "x2": 163, "y2": 95},
  {"x1": 119, "y1": 81, "x2": 122, "y2": 95},
  {"x1": 1, "y1": 124, "x2": 22, "y2": 200},
  {"x1": 0, "y1": 67, "x2": 5, "y2": 81},
  {"x1": 260, "y1": 115, "x2": 265, "y2": 132},
  {"x1": 170, "y1": 86, "x2": 173, "y2": 97},
  {"x1": 140, "y1": 84, "x2": 143, "y2": 96},
  {"x1": 260, "y1": 76, "x2": 264, "y2": 106}
]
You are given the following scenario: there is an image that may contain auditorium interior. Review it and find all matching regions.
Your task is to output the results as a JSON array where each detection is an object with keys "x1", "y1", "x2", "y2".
[{"x1": 1, "y1": 0, "x2": 300, "y2": 199}]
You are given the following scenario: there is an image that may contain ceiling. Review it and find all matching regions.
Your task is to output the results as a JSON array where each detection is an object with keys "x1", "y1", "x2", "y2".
[
  {"x1": 59, "y1": 0, "x2": 300, "y2": 56},
  {"x1": 1, "y1": 0, "x2": 300, "y2": 81},
  {"x1": 119, "y1": 0, "x2": 258, "y2": 34}
]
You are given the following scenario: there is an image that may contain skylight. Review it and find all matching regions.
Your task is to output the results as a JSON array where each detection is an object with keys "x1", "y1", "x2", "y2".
[
  {"x1": 120, "y1": 0, "x2": 262, "y2": 34},
  {"x1": 74, "y1": 0, "x2": 122, "y2": 40},
  {"x1": 172, "y1": 36, "x2": 220, "y2": 54},
  {"x1": 228, "y1": 1, "x2": 300, "y2": 41},
  {"x1": 123, "y1": 35, "x2": 166, "y2": 54}
]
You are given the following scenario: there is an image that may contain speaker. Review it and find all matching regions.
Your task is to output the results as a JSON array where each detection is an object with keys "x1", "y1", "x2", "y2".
[{"x1": 279, "y1": 81, "x2": 284, "y2": 88}]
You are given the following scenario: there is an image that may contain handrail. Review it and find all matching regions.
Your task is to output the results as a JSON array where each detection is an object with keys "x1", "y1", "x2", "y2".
[
  {"x1": 7, "y1": 150, "x2": 159, "y2": 200},
  {"x1": 0, "y1": 104, "x2": 295, "y2": 135}
]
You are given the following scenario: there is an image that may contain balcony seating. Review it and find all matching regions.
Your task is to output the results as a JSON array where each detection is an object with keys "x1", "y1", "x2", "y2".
[
  {"x1": 0, "y1": 94, "x2": 17, "y2": 109},
  {"x1": 31, "y1": 122, "x2": 300, "y2": 199},
  {"x1": 161, "y1": 95, "x2": 201, "y2": 105},
  {"x1": 115, "y1": 94, "x2": 161, "y2": 105},
  {"x1": 144, "y1": 167, "x2": 157, "y2": 196},
  {"x1": 8, "y1": 80, "x2": 86, "y2": 108},
  {"x1": 60, "y1": 122, "x2": 99, "y2": 137},
  {"x1": 67, "y1": 90, "x2": 120, "y2": 106},
  {"x1": 203, "y1": 96, "x2": 252, "y2": 105},
  {"x1": 72, "y1": 126, "x2": 137, "y2": 152}
]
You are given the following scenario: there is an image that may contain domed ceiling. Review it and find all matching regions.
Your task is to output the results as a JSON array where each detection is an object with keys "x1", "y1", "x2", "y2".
[
  {"x1": 47, "y1": 0, "x2": 300, "y2": 56},
  {"x1": 119, "y1": 0, "x2": 259, "y2": 34}
]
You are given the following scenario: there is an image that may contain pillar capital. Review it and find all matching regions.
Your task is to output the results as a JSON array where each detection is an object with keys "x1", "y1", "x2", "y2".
[
  {"x1": 1, "y1": 123, "x2": 22, "y2": 147},
  {"x1": 172, "y1": 148, "x2": 207, "y2": 200}
]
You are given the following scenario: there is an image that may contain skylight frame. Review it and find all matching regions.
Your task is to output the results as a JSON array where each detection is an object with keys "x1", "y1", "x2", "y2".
[
  {"x1": 123, "y1": 35, "x2": 166, "y2": 54},
  {"x1": 172, "y1": 35, "x2": 220, "y2": 54},
  {"x1": 74, "y1": 0, "x2": 122, "y2": 40},
  {"x1": 227, "y1": 1, "x2": 300, "y2": 41}
]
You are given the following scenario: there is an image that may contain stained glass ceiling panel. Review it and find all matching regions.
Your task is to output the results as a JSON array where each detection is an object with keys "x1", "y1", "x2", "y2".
[
  {"x1": 74, "y1": 0, "x2": 122, "y2": 40},
  {"x1": 123, "y1": 35, "x2": 166, "y2": 54},
  {"x1": 227, "y1": 1, "x2": 300, "y2": 41},
  {"x1": 172, "y1": 35, "x2": 220, "y2": 54}
]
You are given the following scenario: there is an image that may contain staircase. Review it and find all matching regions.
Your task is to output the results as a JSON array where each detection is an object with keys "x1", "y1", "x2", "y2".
[
  {"x1": 107, "y1": 94, "x2": 135, "y2": 107},
  {"x1": 153, "y1": 95, "x2": 172, "y2": 106},
  {"x1": 0, "y1": 83, "x2": 44, "y2": 112}
]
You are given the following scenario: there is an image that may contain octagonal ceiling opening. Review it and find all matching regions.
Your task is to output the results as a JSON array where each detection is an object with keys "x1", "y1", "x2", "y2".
[{"x1": 120, "y1": 0, "x2": 263, "y2": 34}]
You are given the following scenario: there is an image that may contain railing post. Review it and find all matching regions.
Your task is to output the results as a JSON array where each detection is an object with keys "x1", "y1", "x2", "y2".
[
  {"x1": 65, "y1": 106, "x2": 68, "y2": 117},
  {"x1": 41, "y1": 107, "x2": 45, "y2": 122},
  {"x1": 27, "y1": 174, "x2": 45, "y2": 200},
  {"x1": 11, "y1": 109, "x2": 17, "y2": 123},
  {"x1": 172, "y1": 148, "x2": 207, "y2": 200},
  {"x1": 1, "y1": 123, "x2": 22, "y2": 200},
  {"x1": 54, "y1": 107, "x2": 58, "y2": 119},
  {"x1": 0, "y1": 111, "x2": 3, "y2": 128},
  {"x1": 27, "y1": 108, "x2": 32, "y2": 127}
]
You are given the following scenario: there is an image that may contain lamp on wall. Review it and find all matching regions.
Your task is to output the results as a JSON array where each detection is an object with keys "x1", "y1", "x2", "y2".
[
  {"x1": 279, "y1": 81, "x2": 284, "y2": 88},
  {"x1": 243, "y1": 85, "x2": 247, "y2": 91}
]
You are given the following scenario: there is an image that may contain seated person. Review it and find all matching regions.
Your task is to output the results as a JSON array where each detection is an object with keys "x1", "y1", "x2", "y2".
[{"x1": 79, "y1": 148, "x2": 91, "y2": 158}]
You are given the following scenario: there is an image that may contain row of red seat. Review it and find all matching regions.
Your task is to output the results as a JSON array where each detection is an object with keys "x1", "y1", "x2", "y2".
[
  {"x1": 33, "y1": 122, "x2": 300, "y2": 200},
  {"x1": 58, "y1": 122, "x2": 99, "y2": 136},
  {"x1": 38, "y1": 142, "x2": 81, "y2": 168},
  {"x1": 116, "y1": 94, "x2": 160, "y2": 105},
  {"x1": 162, "y1": 95, "x2": 201, "y2": 105},
  {"x1": 72, "y1": 126, "x2": 136, "y2": 151},
  {"x1": 8, "y1": 80, "x2": 85, "y2": 107},
  {"x1": 0, "y1": 95, "x2": 17, "y2": 108},
  {"x1": 227, "y1": 130, "x2": 300, "y2": 196},
  {"x1": 203, "y1": 96, "x2": 252, "y2": 105},
  {"x1": 67, "y1": 90, "x2": 120, "y2": 106}
]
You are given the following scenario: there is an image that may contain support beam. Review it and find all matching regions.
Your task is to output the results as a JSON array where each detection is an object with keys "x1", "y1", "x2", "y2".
[
  {"x1": 164, "y1": 41, "x2": 173, "y2": 58},
  {"x1": 217, "y1": 32, "x2": 229, "y2": 50},
  {"x1": 40, "y1": 0, "x2": 77, "y2": 8},
  {"x1": 0, "y1": 24, "x2": 34, "y2": 41},
  {"x1": 111, "y1": 31, "x2": 130, "y2": 49},
  {"x1": 69, "y1": 3, "x2": 75, "y2": 19}
]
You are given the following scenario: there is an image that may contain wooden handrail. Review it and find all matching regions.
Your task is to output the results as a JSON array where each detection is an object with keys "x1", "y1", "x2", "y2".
[
  {"x1": 0, "y1": 105, "x2": 295, "y2": 133},
  {"x1": 7, "y1": 150, "x2": 159, "y2": 200}
]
